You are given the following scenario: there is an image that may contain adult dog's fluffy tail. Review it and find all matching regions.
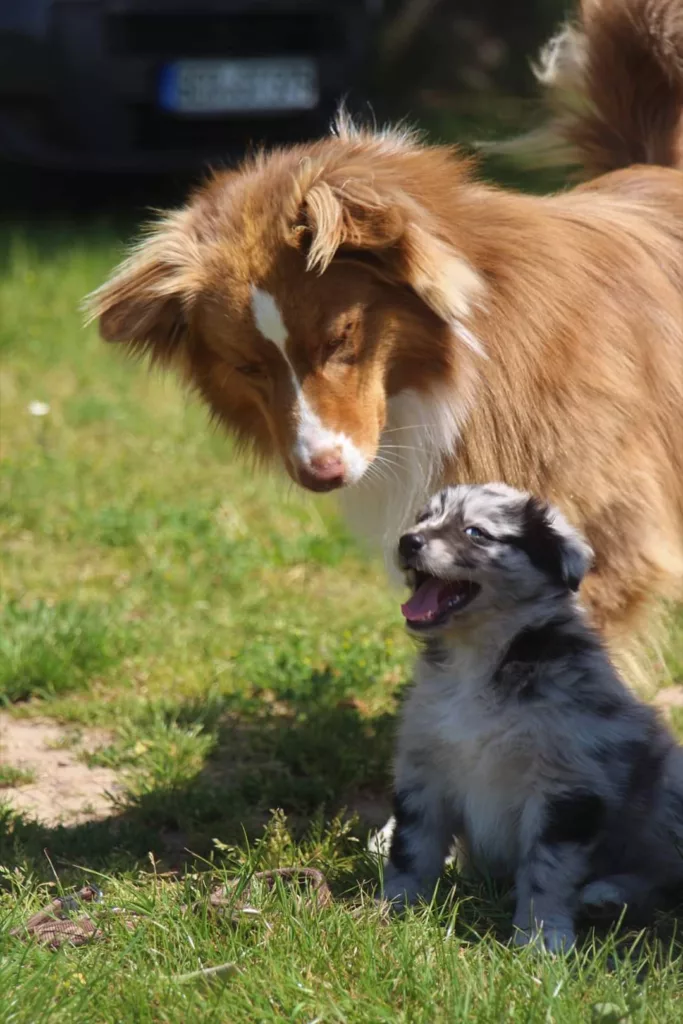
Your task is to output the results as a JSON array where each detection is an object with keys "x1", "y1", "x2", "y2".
[{"x1": 495, "y1": 0, "x2": 683, "y2": 177}]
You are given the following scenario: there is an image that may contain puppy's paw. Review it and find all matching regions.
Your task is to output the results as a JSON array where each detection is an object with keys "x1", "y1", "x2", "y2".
[
  {"x1": 379, "y1": 871, "x2": 422, "y2": 911},
  {"x1": 540, "y1": 924, "x2": 576, "y2": 954},
  {"x1": 513, "y1": 923, "x2": 576, "y2": 955},
  {"x1": 579, "y1": 880, "x2": 626, "y2": 920},
  {"x1": 375, "y1": 893, "x2": 405, "y2": 916}
]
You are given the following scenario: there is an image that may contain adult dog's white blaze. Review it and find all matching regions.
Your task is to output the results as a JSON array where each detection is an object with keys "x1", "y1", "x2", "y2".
[
  {"x1": 250, "y1": 286, "x2": 288, "y2": 348},
  {"x1": 250, "y1": 286, "x2": 368, "y2": 482}
]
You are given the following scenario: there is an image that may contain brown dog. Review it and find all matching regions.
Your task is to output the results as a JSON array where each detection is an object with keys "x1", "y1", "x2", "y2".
[{"x1": 87, "y1": 0, "x2": 683, "y2": 649}]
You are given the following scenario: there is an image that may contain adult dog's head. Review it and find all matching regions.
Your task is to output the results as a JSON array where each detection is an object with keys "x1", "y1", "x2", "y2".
[{"x1": 87, "y1": 121, "x2": 485, "y2": 493}]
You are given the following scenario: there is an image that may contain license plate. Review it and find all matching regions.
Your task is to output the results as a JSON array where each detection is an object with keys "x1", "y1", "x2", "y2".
[{"x1": 159, "y1": 58, "x2": 319, "y2": 115}]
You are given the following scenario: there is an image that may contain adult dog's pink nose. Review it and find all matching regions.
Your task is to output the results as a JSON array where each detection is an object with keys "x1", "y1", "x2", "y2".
[
  {"x1": 310, "y1": 451, "x2": 344, "y2": 480},
  {"x1": 298, "y1": 450, "x2": 346, "y2": 492}
]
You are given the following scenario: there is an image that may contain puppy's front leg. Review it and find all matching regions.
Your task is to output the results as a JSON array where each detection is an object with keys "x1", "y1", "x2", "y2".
[
  {"x1": 513, "y1": 858, "x2": 578, "y2": 953},
  {"x1": 381, "y1": 785, "x2": 455, "y2": 909},
  {"x1": 513, "y1": 791, "x2": 606, "y2": 953}
]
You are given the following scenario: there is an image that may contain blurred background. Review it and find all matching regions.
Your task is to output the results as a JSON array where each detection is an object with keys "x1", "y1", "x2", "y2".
[{"x1": 0, "y1": 0, "x2": 571, "y2": 210}]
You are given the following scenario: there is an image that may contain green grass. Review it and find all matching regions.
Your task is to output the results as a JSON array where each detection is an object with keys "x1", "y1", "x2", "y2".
[
  {"x1": 1, "y1": 210, "x2": 683, "y2": 1022},
  {"x1": 0, "y1": 766, "x2": 36, "y2": 789}
]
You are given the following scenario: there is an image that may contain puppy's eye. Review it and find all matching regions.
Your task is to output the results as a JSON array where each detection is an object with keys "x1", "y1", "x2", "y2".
[
  {"x1": 465, "y1": 525, "x2": 491, "y2": 541},
  {"x1": 236, "y1": 363, "x2": 266, "y2": 378}
]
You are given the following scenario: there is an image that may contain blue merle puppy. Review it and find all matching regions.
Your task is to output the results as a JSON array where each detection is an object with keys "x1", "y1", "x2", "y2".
[{"x1": 382, "y1": 483, "x2": 683, "y2": 951}]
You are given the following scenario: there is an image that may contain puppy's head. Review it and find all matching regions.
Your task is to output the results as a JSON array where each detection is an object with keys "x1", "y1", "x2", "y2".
[
  {"x1": 398, "y1": 483, "x2": 593, "y2": 634},
  {"x1": 85, "y1": 121, "x2": 483, "y2": 493}
]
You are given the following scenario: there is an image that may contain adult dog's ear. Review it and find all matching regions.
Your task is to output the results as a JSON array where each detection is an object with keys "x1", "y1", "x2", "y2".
[
  {"x1": 290, "y1": 175, "x2": 406, "y2": 272},
  {"x1": 287, "y1": 152, "x2": 484, "y2": 332},
  {"x1": 84, "y1": 208, "x2": 204, "y2": 363}
]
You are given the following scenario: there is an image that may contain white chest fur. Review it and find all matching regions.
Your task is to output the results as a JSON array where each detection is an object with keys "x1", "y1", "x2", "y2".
[
  {"x1": 400, "y1": 666, "x2": 536, "y2": 877},
  {"x1": 338, "y1": 386, "x2": 467, "y2": 570}
]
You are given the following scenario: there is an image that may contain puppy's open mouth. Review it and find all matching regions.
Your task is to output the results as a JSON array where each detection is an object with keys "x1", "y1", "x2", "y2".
[{"x1": 401, "y1": 572, "x2": 480, "y2": 629}]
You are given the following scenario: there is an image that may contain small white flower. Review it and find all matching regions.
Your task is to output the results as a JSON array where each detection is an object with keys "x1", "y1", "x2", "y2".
[{"x1": 28, "y1": 401, "x2": 50, "y2": 417}]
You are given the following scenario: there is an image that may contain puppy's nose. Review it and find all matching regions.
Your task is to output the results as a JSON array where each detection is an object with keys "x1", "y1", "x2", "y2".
[{"x1": 399, "y1": 532, "x2": 426, "y2": 560}]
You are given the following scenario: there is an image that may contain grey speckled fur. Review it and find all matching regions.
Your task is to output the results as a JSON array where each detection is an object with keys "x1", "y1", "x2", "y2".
[{"x1": 382, "y1": 484, "x2": 683, "y2": 952}]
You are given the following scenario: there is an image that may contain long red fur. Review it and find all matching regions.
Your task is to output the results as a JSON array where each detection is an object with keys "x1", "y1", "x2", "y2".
[{"x1": 86, "y1": 0, "x2": 683, "y2": 658}]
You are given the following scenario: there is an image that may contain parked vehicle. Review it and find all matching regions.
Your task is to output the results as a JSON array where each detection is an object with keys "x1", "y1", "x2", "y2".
[{"x1": 0, "y1": 0, "x2": 381, "y2": 173}]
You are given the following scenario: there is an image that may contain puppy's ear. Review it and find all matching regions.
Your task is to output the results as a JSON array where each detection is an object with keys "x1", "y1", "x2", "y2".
[
  {"x1": 288, "y1": 157, "x2": 484, "y2": 333},
  {"x1": 84, "y1": 208, "x2": 204, "y2": 362},
  {"x1": 553, "y1": 516, "x2": 594, "y2": 592},
  {"x1": 522, "y1": 497, "x2": 594, "y2": 591}
]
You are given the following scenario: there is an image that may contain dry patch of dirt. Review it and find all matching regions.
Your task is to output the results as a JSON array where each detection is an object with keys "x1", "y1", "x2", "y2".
[{"x1": 0, "y1": 714, "x2": 122, "y2": 826}]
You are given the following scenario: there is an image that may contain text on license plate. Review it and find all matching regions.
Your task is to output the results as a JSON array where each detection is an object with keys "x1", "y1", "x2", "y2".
[{"x1": 159, "y1": 58, "x2": 319, "y2": 115}]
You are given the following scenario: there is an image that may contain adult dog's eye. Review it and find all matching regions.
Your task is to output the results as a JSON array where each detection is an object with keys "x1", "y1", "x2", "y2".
[
  {"x1": 236, "y1": 363, "x2": 266, "y2": 378},
  {"x1": 465, "y1": 525, "x2": 491, "y2": 540},
  {"x1": 325, "y1": 336, "x2": 346, "y2": 356},
  {"x1": 324, "y1": 319, "x2": 356, "y2": 362}
]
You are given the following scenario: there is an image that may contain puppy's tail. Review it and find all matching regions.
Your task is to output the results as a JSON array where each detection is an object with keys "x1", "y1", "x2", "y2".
[{"x1": 490, "y1": 0, "x2": 683, "y2": 177}]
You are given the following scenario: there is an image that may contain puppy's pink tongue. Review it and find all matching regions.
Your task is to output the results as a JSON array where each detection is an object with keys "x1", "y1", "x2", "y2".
[{"x1": 401, "y1": 579, "x2": 442, "y2": 622}]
